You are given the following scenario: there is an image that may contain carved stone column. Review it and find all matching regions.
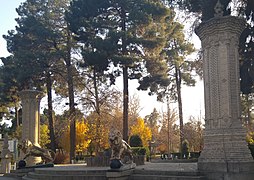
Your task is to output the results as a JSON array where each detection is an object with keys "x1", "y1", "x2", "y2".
[
  {"x1": 196, "y1": 16, "x2": 254, "y2": 179},
  {"x1": 19, "y1": 90, "x2": 43, "y2": 165},
  {"x1": 0, "y1": 135, "x2": 12, "y2": 173}
]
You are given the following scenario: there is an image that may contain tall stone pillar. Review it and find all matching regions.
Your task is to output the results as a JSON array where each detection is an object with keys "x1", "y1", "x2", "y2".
[
  {"x1": 196, "y1": 15, "x2": 254, "y2": 180},
  {"x1": 19, "y1": 90, "x2": 43, "y2": 165},
  {"x1": 0, "y1": 135, "x2": 12, "y2": 173}
]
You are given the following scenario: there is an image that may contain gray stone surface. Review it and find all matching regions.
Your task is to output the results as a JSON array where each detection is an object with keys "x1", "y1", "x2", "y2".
[
  {"x1": 18, "y1": 90, "x2": 43, "y2": 166},
  {"x1": 196, "y1": 15, "x2": 253, "y2": 163},
  {"x1": 135, "y1": 162, "x2": 198, "y2": 172},
  {"x1": 18, "y1": 90, "x2": 42, "y2": 145},
  {"x1": 0, "y1": 135, "x2": 13, "y2": 174},
  {"x1": 0, "y1": 176, "x2": 18, "y2": 180},
  {"x1": 0, "y1": 162, "x2": 200, "y2": 180},
  {"x1": 195, "y1": 13, "x2": 254, "y2": 180}
]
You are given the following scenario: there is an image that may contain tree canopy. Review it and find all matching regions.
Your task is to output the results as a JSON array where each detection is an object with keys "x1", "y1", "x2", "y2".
[{"x1": 0, "y1": 0, "x2": 209, "y2": 157}]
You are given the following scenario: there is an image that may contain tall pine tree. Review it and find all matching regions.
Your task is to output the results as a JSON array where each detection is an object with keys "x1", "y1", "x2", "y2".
[{"x1": 67, "y1": 0, "x2": 172, "y2": 141}]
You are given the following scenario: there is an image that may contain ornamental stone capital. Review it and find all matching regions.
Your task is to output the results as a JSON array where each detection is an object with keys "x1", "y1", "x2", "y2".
[
  {"x1": 18, "y1": 90, "x2": 43, "y2": 100},
  {"x1": 195, "y1": 16, "x2": 246, "y2": 48}
]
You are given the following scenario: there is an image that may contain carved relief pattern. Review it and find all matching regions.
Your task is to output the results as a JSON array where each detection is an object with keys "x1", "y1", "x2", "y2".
[
  {"x1": 203, "y1": 47, "x2": 211, "y2": 129},
  {"x1": 209, "y1": 43, "x2": 219, "y2": 129},
  {"x1": 196, "y1": 16, "x2": 253, "y2": 162},
  {"x1": 229, "y1": 38, "x2": 241, "y2": 119}
]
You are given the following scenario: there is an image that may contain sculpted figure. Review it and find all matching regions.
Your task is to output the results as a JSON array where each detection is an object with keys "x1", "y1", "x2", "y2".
[
  {"x1": 109, "y1": 129, "x2": 133, "y2": 163},
  {"x1": 18, "y1": 139, "x2": 55, "y2": 164},
  {"x1": 201, "y1": 0, "x2": 231, "y2": 21}
]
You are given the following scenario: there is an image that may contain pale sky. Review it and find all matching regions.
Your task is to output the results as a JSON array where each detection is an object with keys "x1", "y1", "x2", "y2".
[{"x1": 0, "y1": 0, "x2": 205, "y2": 123}]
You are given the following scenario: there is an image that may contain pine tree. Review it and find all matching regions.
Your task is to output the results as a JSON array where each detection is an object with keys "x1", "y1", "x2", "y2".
[
  {"x1": 144, "y1": 108, "x2": 160, "y2": 141},
  {"x1": 67, "y1": 0, "x2": 172, "y2": 142},
  {"x1": 2, "y1": 0, "x2": 75, "y2": 153},
  {"x1": 172, "y1": 0, "x2": 254, "y2": 95},
  {"x1": 0, "y1": 56, "x2": 21, "y2": 128},
  {"x1": 162, "y1": 20, "x2": 196, "y2": 156}
]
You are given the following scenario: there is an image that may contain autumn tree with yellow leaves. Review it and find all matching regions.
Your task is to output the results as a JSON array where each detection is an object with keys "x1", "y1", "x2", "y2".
[
  {"x1": 60, "y1": 121, "x2": 91, "y2": 153},
  {"x1": 130, "y1": 117, "x2": 152, "y2": 147},
  {"x1": 40, "y1": 124, "x2": 51, "y2": 149}
]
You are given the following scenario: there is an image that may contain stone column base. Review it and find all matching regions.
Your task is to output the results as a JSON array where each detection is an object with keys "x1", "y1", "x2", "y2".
[
  {"x1": 107, "y1": 169, "x2": 134, "y2": 180},
  {"x1": 198, "y1": 161, "x2": 254, "y2": 180},
  {"x1": 26, "y1": 156, "x2": 42, "y2": 166}
]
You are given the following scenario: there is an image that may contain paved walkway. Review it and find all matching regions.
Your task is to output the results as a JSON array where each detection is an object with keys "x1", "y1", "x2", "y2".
[
  {"x1": 0, "y1": 175, "x2": 17, "y2": 180},
  {"x1": 43, "y1": 162, "x2": 198, "y2": 172},
  {"x1": 0, "y1": 162, "x2": 198, "y2": 179},
  {"x1": 136, "y1": 162, "x2": 198, "y2": 172}
]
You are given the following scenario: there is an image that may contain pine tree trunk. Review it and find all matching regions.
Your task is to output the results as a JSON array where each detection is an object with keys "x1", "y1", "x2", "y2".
[
  {"x1": 121, "y1": 7, "x2": 129, "y2": 141},
  {"x1": 123, "y1": 65, "x2": 129, "y2": 141},
  {"x1": 93, "y1": 68, "x2": 101, "y2": 154},
  {"x1": 66, "y1": 29, "x2": 76, "y2": 162},
  {"x1": 46, "y1": 72, "x2": 56, "y2": 152},
  {"x1": 167, "y1": 96, "x2": 170, "y2": 155},
  {"x1": 175, "y1": 65, "x2": 184, "y2": 157},
  {"x1": 15, "y1": 106, "x2": 19, "y2": 127}
]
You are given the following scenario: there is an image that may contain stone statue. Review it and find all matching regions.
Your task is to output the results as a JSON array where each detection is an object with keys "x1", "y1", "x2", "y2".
[
  {"x1": 0, "y1": 135, "x2": 13, "y2": 173},
  {"x1": 201, "y1": 0, "x2": 231, "y2": 21},
  {"x1": 109, "y1": 129, "x2": 133, "y2": 168},
  {"x1": 18, "y1": 139, "x2": 55, "y2": 164},
  {"x1": 214, "y1": 0, "x2": 224, "y2": 17}
]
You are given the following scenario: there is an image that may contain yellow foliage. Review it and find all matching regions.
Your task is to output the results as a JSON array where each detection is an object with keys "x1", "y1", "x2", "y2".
[
  {"x1": 40, "y1": 124, "x2": 50, "y2": 148},
  {"x1": 130, "y1": 117, "x2": 152, "y2": 147},
  {"x1": 247, "y1": 131, "x2": 254, "y2": 144},
  {"x1": 157, "y1": 144, "x2": 167, "y2": 153},
  {"x1": 60, "y1": 126, "x2": 70, "y2": 152},
  {"x1": 60, "y1": 121, "x2": 91, "y2": 153},
  {"x1": 86, "y1": 114, "x2": 111, "y2": 152},
  {"x1": 76, "y1": 121, "x2": 91, "y2": 152}
]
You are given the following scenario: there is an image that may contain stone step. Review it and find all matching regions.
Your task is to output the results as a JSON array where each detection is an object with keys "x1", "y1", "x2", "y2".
[
  {"x1": 4, "y1": 172, "x2": 27, "y2": 179},
  {"x1": 130, "y1": 174, "x2": 206, "y2": 180},
  {"x1": 134, "y1": 169, "x2": 201, "y2": 176},
  {"x1": 32, "y1": 166, "x2": 107, "y2": 176},
  {"x1": 0, "y1": 176, "x2": 19, "y2": 180},
  {"x1": 22, "y1": 175, "x2": 33, "y2": 180},
  {"x1": 23, "y1": 171, "x2": 206, "y2": 180},
  {"x1": 21, "y1": 167, "x2": 108, "y2": 180},
  {"x1": 8, "y1": 163, "x2": 206, "y2": 180},
  {"x1": 131, "y1": 169, "x2": 206, "y2": 180},
  {"x1": 23, "y1": 171, "x2": 107, "y2": 180}
]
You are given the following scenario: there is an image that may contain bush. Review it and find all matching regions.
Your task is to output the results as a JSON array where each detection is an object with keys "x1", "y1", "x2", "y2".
[
  {"x1": 248, "y1": 144, "x2": 254, "y2": 159},
  {"x1": 189, "y1": 152, "x2": 200, "y2": 159},
  {"x1": 182, "y1": 140, "x2": 189, "y2": 159},
  {"x1": 129, "y1": 135, "x2": 143, "y2": 147},
  {"x1": 131, "y1": 147, "x2": 146, "y2": 156},
  {"x1": 131, "y1": 147, "x2": 147, "y2": 165}
]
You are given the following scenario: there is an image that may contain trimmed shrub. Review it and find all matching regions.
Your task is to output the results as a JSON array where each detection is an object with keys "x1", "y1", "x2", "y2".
[
  {"x1": 248, "y1": 144, "x2": 254, "y2": 159},
  {"x1": 189, "y1": 152, "x2": 200, "y2": 159},
  {"x1": 130, "y1": 135, "x2": 143, "y2": 147},
  {"x1": 182, "y1": 140, "x2": 189, "y2": 159},
  {"x1": 131, "y1": 147, "x2": 147, "y2": 165},
  {"x1": 131, "y1": 147, "x2": 146, "y2": 156}
]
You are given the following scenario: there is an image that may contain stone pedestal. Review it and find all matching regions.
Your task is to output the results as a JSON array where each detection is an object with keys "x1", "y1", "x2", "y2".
[
  {"x1": 19, "y1": 90, "x2": 43, "y2": 165},
  {"x1": 107, "y1": 169, "x2": 134, "y2": 180},
  {"x1": 0, "y1": 135, "x2": 13, "y2": 173},
  {"x1": 196, "y1": 16, "x2": 254, "y2": 180}
]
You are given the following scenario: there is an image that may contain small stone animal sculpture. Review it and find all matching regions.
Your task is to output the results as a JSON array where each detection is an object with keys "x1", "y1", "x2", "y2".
[
  {"x1": 18, "y1": 139, "x2": 55, "y2": 164},
  {"x1": 109, "y1": 129, "x2": 133, "y2": 163}
]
